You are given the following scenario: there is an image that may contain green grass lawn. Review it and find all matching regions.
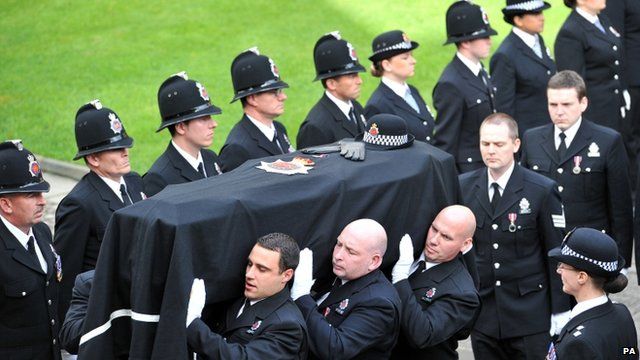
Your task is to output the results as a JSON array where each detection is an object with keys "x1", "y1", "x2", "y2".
[{"x1": 0, "y1": 0, "x2": 570, "y2": 172}]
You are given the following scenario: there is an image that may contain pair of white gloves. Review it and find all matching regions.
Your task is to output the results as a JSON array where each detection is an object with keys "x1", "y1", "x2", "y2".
[{"x1": 621, "y1": 89, "x2": 631, "y2": 118}]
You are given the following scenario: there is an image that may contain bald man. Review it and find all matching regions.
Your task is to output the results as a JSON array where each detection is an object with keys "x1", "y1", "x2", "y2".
[
  {"x1": 291, "y1": 219, "x2": 401, "y2": 359},
  {"x1": 390, "y1": 205, "x2": 480, "y2": 359}
]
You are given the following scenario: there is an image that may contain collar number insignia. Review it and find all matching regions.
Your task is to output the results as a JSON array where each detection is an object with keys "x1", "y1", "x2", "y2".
[
  {"x1": 109, "y1": 113, "x2": 123, "y2": 134},
  {"x1": 519, "y1": 198, "x2": 531, "y2": 214},
  {"x1": 587, "y1": 142, "x2": 600, "y2": 157}
]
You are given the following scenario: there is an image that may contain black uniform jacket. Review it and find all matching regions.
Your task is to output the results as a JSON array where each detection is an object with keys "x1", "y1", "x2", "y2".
[
  {"x1": 520, "y1": 120, "x2": 633, "y2": 265},
  {"x1": 364, "y1": 82, "x2": 435, "y2": 143},
  {"x1": 459, "y1": 165, "x2": 571, "y2": 339},
  {"x1": 297, "y1": 94, "x2": 366, "y2": 148},
  {"x1": 143, "y1": 142, "x2": 221, "y2": 197},
  {"x1": 187, "y1": 288, "x2": 308, "y2": 360},
  {"x1": 218, "y1": 115, "x2": 294, "y2": 172},
  {"x1": 295, "y1": 269, "x2": 401, "y2": 360},
  {"x1": 0, "y1": 221, "x2": 61, "y2": 360},
  {"x1": 53, "y1": 171, "x2": 144, "y2": 322},
  {"x1": 555, "y1": 10, "x2": 626, "y2": 132},
  {"x1": 552, "y1": 300, "x2": 638, "y2": 360},
  {"x1": 602, "y1": 0, "x2": 640, "y2": 87},
  {"x1": 433, "y1": 56, "x2": 496, "y2": 173},
  {"x1": 59, "y1": 270, "x2": 94, "y2": 355},
  {"x1": 392, "y1": 255, "x2": 480, "y2": 360},
  {"x1": 490, "y1": 30, "x2": 556, "y2": 137}
]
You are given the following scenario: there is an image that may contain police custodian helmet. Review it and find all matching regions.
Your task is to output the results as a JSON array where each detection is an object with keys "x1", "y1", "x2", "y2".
[
  {"x1": 230, "y1": 47, "x2": 289, "y2": 103},
  {"x1": 0, "y1": 140, "x2": 50, "y2": 194},
  {"x1": 157, "y1": 71, "x2": 222, "y2": 132},
  {"x1": 444, "y1": 0, "x2": 498, "y2": 45},
  {"x1": 313, "y1": 31, "x2": 365, "y2": 81},
  {"x1": 73, "y1": 100, "x2": 133, "y2": 160}
]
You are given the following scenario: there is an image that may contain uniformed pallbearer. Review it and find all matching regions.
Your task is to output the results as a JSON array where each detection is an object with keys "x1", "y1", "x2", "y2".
[
  {"x1": 219, "y1": 48, "x2": 295, "y2": 172},
  {"x1": 291, "y1": 219, "x2": 401, "y2": 359},
  {"x1": 0, "y1": 141, "x2": 61, "y2": 360},
  {"x1": 433, "y1": 0, "x2": 499, "y2": 173},
  {"x1": 391, "y1": 205, "x2": 480, "y2": 360},
  {"x1": 54, "y1": 100, "x2": 145, "y2": 323},
  {"x1": 186, "y1": 233, "x2": 308, "y2": 359},
  {"x1": 520, "y1": 70, "x2": 633, "y2": 268},
  {"x1": 459, "y1": 114, "x2": 571, "y2": 359},
  {"x1": 143, "y1": 72, "x2": 223, "y2": 197},
  {"x1": 297, "y1": 31, "x2": 367, "y2": 149},
  {"x1": 490, "y1": 0, "x2": 556, "y2": 138}
]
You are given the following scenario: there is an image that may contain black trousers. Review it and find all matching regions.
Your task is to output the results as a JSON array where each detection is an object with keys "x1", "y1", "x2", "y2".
[{"x1": 471, "y1": 329, "x2": 551, "y2": 360}]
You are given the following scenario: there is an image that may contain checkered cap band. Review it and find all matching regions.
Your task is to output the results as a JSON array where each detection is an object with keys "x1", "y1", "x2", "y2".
[
  {"x1": 561, "y1": 244, "x2": 618, "y2": 272},
  {"x1": 505, "y1": 0, "x2": 546, "y2": 10},
  {"x1": 372, "y1": 41, "x2": 412, "y2": 56},
  {"x1": 362, "y1": 132, "x2": 409, "y2": 147}
]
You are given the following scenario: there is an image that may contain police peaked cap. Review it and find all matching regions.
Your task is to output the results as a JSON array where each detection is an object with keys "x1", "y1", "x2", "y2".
[
  {"x1": 73, "y1": 100, "x2": 133, "y2": 160},
  {"x1": 157, "y1": 72, "x2": 222, "y2": 132},
  {"x1": 230, "y1": 47, "x2": 289, "y2": 103},
  {"x1": 313, "y1": 31, "x2": 365, "y2": 81},
  {"x1": 444, "y1": 1, "x2": 498, "y2": 45},
  {"x1": 368, "y1": 30, "x2": 419, "y2": 63},
  {"x1": 549, "y1": 228, "x2": 625, "y2": 278},
  {"x1": 355, "y1": 114, "x2": 414, "y2": 150},
  {"x1": 502, "y1": 0, "x2": 550, "y2": 17},
  {"x1": 0, "y1": 140, "x2": 50, "y2": 194}
]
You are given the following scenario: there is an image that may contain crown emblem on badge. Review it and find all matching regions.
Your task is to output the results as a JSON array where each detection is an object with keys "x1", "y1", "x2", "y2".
[
  {"x1": 347, "y1": 42, "x2": 358, "y2": 61},
  {"x1": 268, "y1": 58, "x2": 279, "y2": 78},
  {"x1": 369, "y1": 123, "x2": 379, "y2": 136},
  {"x1": 196, "y1": 82, "x2": 209, "y2": 101},
  {"x1": 481, "y1": 8, "x2": 490, "y2": 25},
  {"x1": 27, "y1": 154, "x2": 40, "y2": 177},
  {"x1": 108, "y1": 113, "x2": 123, "y2": 134},
  {"x1": 402, "y1": 33, "x2": 410, "y2": 43}
]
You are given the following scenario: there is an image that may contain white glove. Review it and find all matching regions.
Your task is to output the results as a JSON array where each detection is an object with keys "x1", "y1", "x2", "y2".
[
  {"x1": 291, "y1": 248, "x2": 314, "y2": 300},
  {"x1": 624, "y1": 90, "x2": 631, "y2": 111},
  {"x1": 549, "y1": 310, "x2": 571, "y2": 336},
  {"x1": 621, "y1": 106, "x2": 627, "y2": 119},
  {"x1": 392, "y1": 234, "x2": 415, "y2": 284},
  {"x1": 186, "y1": 278, "x2": 206, "y2": 327}
]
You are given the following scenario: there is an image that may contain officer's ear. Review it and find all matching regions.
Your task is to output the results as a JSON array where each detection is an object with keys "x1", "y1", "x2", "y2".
[
  {"x1": 461, "y1": 237, "x2": 473, "y2": 253},
  {"x1": 174, "y1": 121, "x2": 188, "y2": 136},
  {"x1": 0, "y1": 196, "x2": 13, "y2": 214},
  {"x1": 368, "y1": 253, "x2": 382, "y2": 271},
  {"x1": 85, "y1": 153, "x2": 101, "y2": 168},
  {"x1": 381, "y1": 59, "x2": 393, "y2": 73},
  {"x1": 281, "y1": 268, "x2": 294, "y2": 283},
  {"x1": 513, "y1": 138, "x2": 521, "y2": 153},
  {"x1": 245, "y1": 94, "x2": 259, "y2": 107},
  {"x1": 579, "y1": 95, "x2": 588, "y2": 113}
]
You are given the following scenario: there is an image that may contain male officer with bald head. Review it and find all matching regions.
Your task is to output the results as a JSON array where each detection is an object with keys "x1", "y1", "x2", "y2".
[
  {"x1": 391, "y1": 205, "x2": 480, "y2": 359},
  {"x1": 291, "y1": 219, "x2": 401, "y2": 359}
]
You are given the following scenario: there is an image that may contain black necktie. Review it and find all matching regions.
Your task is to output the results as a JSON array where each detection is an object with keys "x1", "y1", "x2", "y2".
[
  {"x1": 197, "y1": 162, "x2": 207, "y2": 179},
  {"x1": 272, "y1": 129, "x2": 285, "y2": 154},
  {"x1": 409, "y1": 260, "x2": 426, "y2": 281},
  {"x1": 120, "y1": 184, "x2": 132, "y2": 206},
  {"x1": 490, "y1": 182, "x2": 501, "y2": 212},
  {"x1": 479, "y1": 68, "x2": 497, "y2": 112},
  {"x1": 27, "y1": 236, "x2": 38, "y2": 259},
  {"x1": 558, "y1": 132, "x2": 567, "y2": 161}
]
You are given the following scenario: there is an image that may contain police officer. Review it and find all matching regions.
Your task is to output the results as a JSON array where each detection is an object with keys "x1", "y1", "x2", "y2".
[
  {"x1": 555, "y1": 0, "x2": 629, "y2": 135},
  {"x1": 433, "y1": 1, "x2": 498, "y2": 173},
  {"x1": 364, "y1": 30, "x2": 435, "y2": 143},
  {"x1": 0, "y1": 141, "x2": 61, "y2": 359},
  {"x1": 54, "y1": 100, "x2": 145, "y2": 323},
  {"x1": 59, "y1": 270, "x2": 94, "y2": 355},
  {"x1": 548, "y1": 228, "x2": 638, "y2": 360},
  {"x1": 143, "y1": 72, "x2": 223, "y2": 197},
  {"x1": 297, "y1": 31, "x2": 367, "y2": 149},
  {"x1": 520, "y1": 70, "x2": 633, "y2": 269},
  {"x1": 490, "y1": 0, "x2": 556, "y2": 138},
  {"x1": 291, "y1": 219, "x2": 401, "y2": 359},
  {"x1": 391, "y1": 206, "x2": 480, "y2": 359},
  {"x1": 185, "y1": 233, "x2": 307, "y2": 359},
  {"x1": 459, "y1": 114, "x2": 571, "y2": 359},
  {"x1": 219, "y1": 48, "x2": 294, "y2": 172}
]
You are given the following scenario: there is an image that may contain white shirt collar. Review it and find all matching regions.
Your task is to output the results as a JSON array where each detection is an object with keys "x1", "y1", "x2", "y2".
[
  {"x1": 382, "y1": 76, "x2": 411, "y2": 99},
  {"x1": 246, "y1": 114, "x2": 276, "y2": 141},
  {"x1": 171, "y1": 140, "x2": 203, "y2": 172},
  {"x1": 409, "y1": 252, "x2": 440, "y2": 274},
  {"x1": 0, "y1": 214, "x2": 33, "y2": 249},
  {"x1": 456, "y1": 52, "x2": 482, "y2": 76},
  {"x1": 487, "y1": 161, "x2": 515, "y2": 196},
  {"x1": 325, "y1": 90, "x2": 354, "y2": 119},
  {"x1": 97, "y1": 175, "x2": 126, "y2": 202},
  {"x1": 512, "y1": 27, "x2": 539, "y2": 49},
  {"x1": 554, "y1": 117, "x2": 583, "y2": 149},
  {"x1": 571, "y1": 294, "x2": 608, "y2": 319},
  {"x1": 576, "y1": 7, "x2": 600, "y2": 24}
]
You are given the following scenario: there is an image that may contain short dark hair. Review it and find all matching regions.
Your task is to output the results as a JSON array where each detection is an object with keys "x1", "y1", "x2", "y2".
[
  {"x1": 481, "y1": 112, "x2": 519, "y2": 140},
  {"x1": 240, "y1": 97, "x2": 248, "y2": 108},
  {"x1": 321, "y1": 78, "x2": 328, "y2": 89},
  {"x1": 370, "y1": 62, "x2": 384, "y2": 77},
  {"x1": 563, "y1": 0, "x2": 576, "y2": 8},
  {"x1": 548, "y1": 70, "x2": 587, "y2": 100},
  {"x1": 168, "y1": 124, "x2": 177, "y2": 137},
  {"x1": 256, "y1": 233, "x2": 300, "y2": 272}
]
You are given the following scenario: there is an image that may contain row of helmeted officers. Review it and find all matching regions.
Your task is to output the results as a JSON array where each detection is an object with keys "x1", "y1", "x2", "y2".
[{"x1": 1, "y1": 0, "x2": 639, "y2": 359}]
